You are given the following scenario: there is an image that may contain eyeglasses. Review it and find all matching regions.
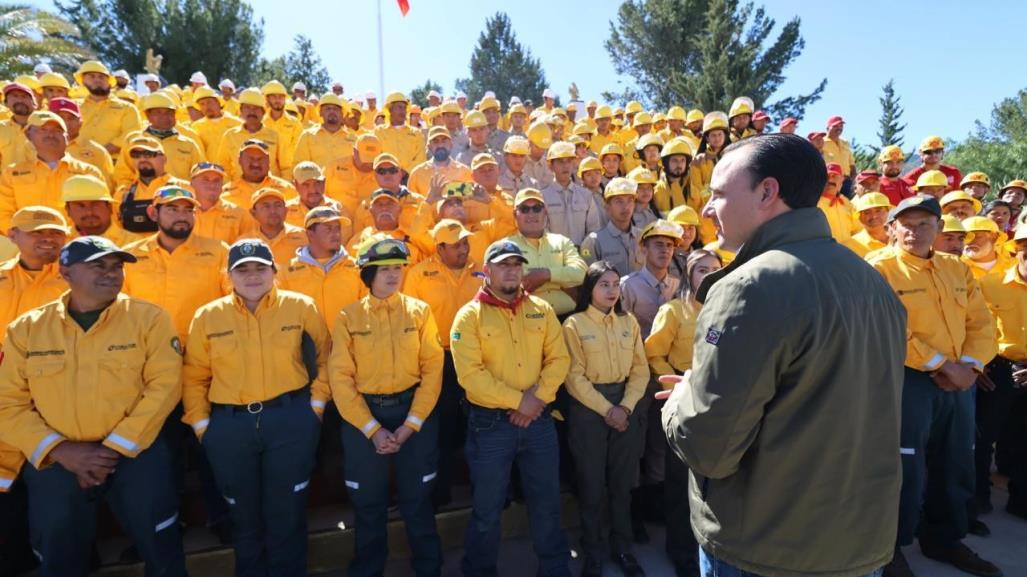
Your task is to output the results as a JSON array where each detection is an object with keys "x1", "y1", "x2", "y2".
[
  {"x1": 375, "y1": 167, "x2": 399, "y2": 175},
  {"x1": 517, "y1": 204, "x2": 545, "y2": 214},
  {"x1": 130, "y1": 150, "x2": 161, "y2": 159},
  {"x1": 923, "y1": 148, "x2": 943, "y2": 155}
]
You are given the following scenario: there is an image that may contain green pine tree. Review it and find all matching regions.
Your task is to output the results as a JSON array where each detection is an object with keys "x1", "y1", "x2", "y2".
[
  {"x1": 455, "y1": 12, "x2": 549, "y2": 106},
  {"x1": 947, "y1": 88, "x2": 1027, "y2": 186},
  {"x1": 284, "y1": 34, "x2": 330, "y2": 94},
  {"x1": 409, "y1": 79, "x2": 443, "y2": 107},
  {"x1": 876, "y1": 79, "x2": 906, "y2": 149},
  {"x1": 604, "y1": 0, "x2": 825, "y2": 120},
  {"x1": 0, "y1": 4, "x2": 91, "y2": 78}
]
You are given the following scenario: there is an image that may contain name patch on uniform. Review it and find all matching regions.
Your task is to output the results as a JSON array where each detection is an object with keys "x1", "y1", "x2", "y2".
[
  {"x1": 208, "y1": 330, "x2": 234, "y2": 339},
  {"x1": 108, "y1": 343, "x2": 137, "y2": 352},
  {"x1": 705, "y1": 328, "x2": 723, "y2": 346},
  {"x1": 280, "y1": 324, "x2": 302, "y2": 332},
  {"x1": 525, "y1": 313, "x2": 544, "y2": 319},
  {"x1": 195, "y1": 252, "x2": 214, "y2": 257},
  {"x1": 404, "y1": 327, "x2": 417, "y2": 333},
  {"x1": 896, "y1": 288, "x2": 926, "y2": 296},
  {"x1": 580, "y1": 334, "x2": 596, "y2": 341},
  {"x1": 350, "y1": 330, "x2": 371, "y2": 336},
  {"x1": 423, "y1": 270, "x2": 439, "y2": 277},
  {"x1": 26, "y1": 349, "x2": 64, "y2": 358}
]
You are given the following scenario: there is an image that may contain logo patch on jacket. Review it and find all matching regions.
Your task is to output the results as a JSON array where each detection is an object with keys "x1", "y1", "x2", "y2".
[{"x1": 705, "y1": 328, "x2": 723, "y2": 345}]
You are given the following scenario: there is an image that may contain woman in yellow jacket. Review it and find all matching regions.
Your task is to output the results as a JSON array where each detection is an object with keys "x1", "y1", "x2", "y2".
[
  {"x1": 329, "y1": 236, "x2": 445, "y2": 577},
  {"x1": 562, "y1": 261, "x2": 650, "y2": 577},
  {"x1": 644, "y1": 248, "x2": 722, "y2": 577},
  {"x1": 182, "y1": 238, "x2": 331, "y2": 577}
]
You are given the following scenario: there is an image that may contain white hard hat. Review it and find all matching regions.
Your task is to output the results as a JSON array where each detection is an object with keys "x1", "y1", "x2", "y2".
[
  {"x1": 219, "y1": 78, "x2": 235, "y2": 90},
  {"x1": 455, "y1": 91, "x2": 467, "y2": 99},
  {"x1": 113, "y1": 69, "x2": 130, "y2": 80},
  {"x1": 189, "y1": 71, "x2": 207, "y2": 84},
  {"x1": 365, "y1": 91, "x2": 376, "y2": 100},
  {"x1": 291, "y1": 81, "x2": 306, "y2": 92},
  {"x1": 427, "y1": 90, "x2": 441, "y2": 99},
  {"x1": 34, "y1": 63, "x2": 52, "y2": 74},
  {"x1": 542, "y1": 88, "x2": 556, "y2": 99}
]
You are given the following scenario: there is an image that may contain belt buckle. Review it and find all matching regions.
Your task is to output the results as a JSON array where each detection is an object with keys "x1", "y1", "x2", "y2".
[{"x1": 247, "y1": 401, "x2": 263, "y2": 414}]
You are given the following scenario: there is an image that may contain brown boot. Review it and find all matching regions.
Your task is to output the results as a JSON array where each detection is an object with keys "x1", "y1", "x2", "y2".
[{"x1": 920, "y1": 541, "x2": 1003, "y2": 577}]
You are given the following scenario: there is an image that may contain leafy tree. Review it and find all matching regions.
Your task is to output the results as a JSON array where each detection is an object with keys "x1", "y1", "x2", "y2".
[
  {"x1": 284, "y1": 34, "x2": 329, "y2": 94},
  {"x1": 56, "y1": 0, "x2": 265, "y2": 86},
  {"x1": 0, "y1": 4, "x2": 91, "y2": 78},
  {"x1": 455, "y1": 12, "x2": 549, "y2": 106},
  {"x1": 947, "y1": 88, "x2": 1027, "y2": 186},
  {"x1": 252, "y1": 55, "x2": 287, "y2": 87},
  {"x1": 876, "y1": 79, "x2": 905, "y2": 148},
  {"x1": 604, "y1": 0, "x2": 825, "y2": 120},
  {"x1": 409, "y1": 79, "x2": 442, "y2": 107}
]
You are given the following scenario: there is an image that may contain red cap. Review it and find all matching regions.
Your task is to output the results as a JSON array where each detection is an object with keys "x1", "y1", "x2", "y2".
[
  {"x1": 48, "y1": 97, "x2": 80, "y2": 118},
  {"x1": 2, "y1": 82, "x2": 33, "y2": 99},
  {"x1": 752, "y1": 110, "x2": 770, "y2": 122},
  {"x1": 856, "y1": 169, "x2": 880, "y2": 184},
  {"x1": 807, "y1": 131, "x2": 826, "y2": 140},
  {"x1": 826, "y1": 115, "x2": 845, "y2": 128},
  {"x1": 826, "y1": 162, "x2": 844, "y2": 177},
  {"x1": 780, "y1": 117, "x2": 797, "y2": 128}
]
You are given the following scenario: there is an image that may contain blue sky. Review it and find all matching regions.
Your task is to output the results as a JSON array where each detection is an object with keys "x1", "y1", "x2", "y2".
[{"x1": 34, "y1": 0, "x2": 1027, "y2": 146}]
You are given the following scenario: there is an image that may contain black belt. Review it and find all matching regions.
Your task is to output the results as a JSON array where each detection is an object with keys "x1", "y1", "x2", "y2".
[
  {"x1": 212, "y1": 387, "x2": 309, "y2": 414},
  {"x1": 593, "y1": 380, "x2": 627, "y2": 393},
  {"x1": 364, "y1": 385, "x2": 417, "y2": 407}
]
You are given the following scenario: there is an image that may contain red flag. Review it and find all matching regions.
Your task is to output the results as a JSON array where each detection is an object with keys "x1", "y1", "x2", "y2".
[{"x1": 397, "y1": 0, "x2": 409, "y2": 16}]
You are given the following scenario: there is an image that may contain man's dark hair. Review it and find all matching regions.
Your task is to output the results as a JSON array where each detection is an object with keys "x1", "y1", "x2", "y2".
[{"x1": 722, "y1": 134, "x2": 827, "y2": 209}]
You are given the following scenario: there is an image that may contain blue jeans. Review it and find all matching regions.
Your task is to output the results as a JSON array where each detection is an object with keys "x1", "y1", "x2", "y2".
[
  {"x1": 461, "y1": 406, "x2": 570, "y2": 577},
  {"x1": 699, "y1": 547, "x2": 883, "y2": 577}
]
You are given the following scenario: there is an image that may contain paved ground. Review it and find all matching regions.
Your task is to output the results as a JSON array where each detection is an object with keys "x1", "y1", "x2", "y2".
[{"x1": 315, "y1": 487, "x2": 1027, "y2": 577}]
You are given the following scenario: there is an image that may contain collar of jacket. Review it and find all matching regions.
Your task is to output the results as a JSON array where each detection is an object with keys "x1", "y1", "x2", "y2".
[
  {"x1": 696, "y1": 207, "x2": 831, "y2": 304},
  {"x1": 145, "y1": 126, "x2": 179, "y2": 139},
  {"x1": 368, "y1": 291, "x2": 400, "y2": 311},
  {"x1": 474, "y1": 286, "x2": 525, "y2": 311},
  {"x1": 297, "y1": 245, "x2": 349, "y2": 271}
]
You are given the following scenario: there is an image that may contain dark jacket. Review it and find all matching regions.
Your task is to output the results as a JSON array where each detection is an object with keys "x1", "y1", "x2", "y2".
[{"x1": 662, "y1": 207, "x2": 907, "y2": 577}]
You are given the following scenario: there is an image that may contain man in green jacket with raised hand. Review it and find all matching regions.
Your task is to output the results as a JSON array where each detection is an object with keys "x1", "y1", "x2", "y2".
[{"x1": 661, "y1": 134, "x2": 907, "y2": 577}]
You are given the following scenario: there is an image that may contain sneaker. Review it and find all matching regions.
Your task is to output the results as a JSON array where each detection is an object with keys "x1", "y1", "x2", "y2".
[
  {"x1": 920, "y1": 541, "x2": 1003, "y2": 577},
  {"x1": 612, "y1": 553, "x2": 646, "y2": 577},
  {"x1": 882, "y1": 548, "x2": 915, "y2": 577},
  {"x1": 968, "y1": 519, "x2": 991, "y2": 537}
]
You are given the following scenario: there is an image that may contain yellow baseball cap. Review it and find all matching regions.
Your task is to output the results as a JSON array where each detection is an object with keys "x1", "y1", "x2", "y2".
[
  {"x1": 471, "y1": 153, "x2": 498, "y2": 171},
  {"x1": 26, "y1": 111, "x2": 66, "y2": 131},
  {"x1": 10, "y1": 206, "x2": 69, "y2": 233},
  {"x1": 128, "y1": 135, "x2": 164, "y2": 154},
  {"x1": 190, "y1": 162, "x2": 226, "y2": 178},
  {"x1": 427, "y1": 126, "x2": 452, "y2": 142},
  {"x1": 372, "y1": 153, "x2": 400, "y2": 171},
  {"x1": 62, "y1": 174, "x2": 114, "y2": 205},
  {"x1": 152, "y1": 186, "x2": 201, "y2": 207},
  {"x1": 431, "y1": 218, "x2": 473, "y2": 245},
  {"x1": 304, "y1": 206, "x2": 349, "y2": 229},
  {"x1": 357, "y1": 133, "x2": 383, "y2": 159},
  {"x1": 251, "y1": 187, "x2": 287, "y2": 205},
  {"x1": 239, "y1": 139, "x2": 270, "y2": 156},
  {"x1": 292, "y1": 161, "x2": 324, "y2": 184},
  {"x1": 514, "y1": 188, "x2": 545, "y2": 207}
]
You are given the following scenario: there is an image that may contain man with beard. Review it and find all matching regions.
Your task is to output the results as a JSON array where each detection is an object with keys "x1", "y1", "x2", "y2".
[
  {"x1": 261, "y1": 80, "x2": 303, "y2": 176},
  {"x1": 0, "y1": 83, "x2": 38, "y2": 167},
  {"x1": 653, "y1": 138, "x2": 696, "y2": 215},
  {"x1": 903, "y1": 136, "x2": 963, "y2": 193},
  {"x1": 62, "y1": 174, "x2": 141, "y2": 246},
  {"x1": 216, "y1": 88, "x2": 285, "y2": 181},
  {"x1": 961, "y1": 216, "x2": 1014, "y2": 280},
  {"x1": 293, "y1": 94, "x2": 355, "y2": 169},
  {"x1": 878, "y1": 145, "x2": 914, "y2": 205},
  {"x1": 50, "y1": 98, "x2": 114, "y2": 186},
  {"x1": 190, "y1": 86, "x2": 242, "y2": 158},
  {"x1": 112, "y1": 93, "x2": 205, "y2": 188},
  {"x1": 123, "y1": 186, "x2": 229, "y2": 341},
  {"x1": 114, "y1": 136, "x2": 187, "y2": 233},
  {"x1": 408, "y1": 127, "x2": 473, "y2": 197},
  {"x1": 285, "y1": 161, "x2": 347, "y2": 235},
  {"x1": 0, "y1": 112, "x2": 103, "y2": 233},
  {"x1": 74, "y1": 61, "x2": 142, "y2": 156}
]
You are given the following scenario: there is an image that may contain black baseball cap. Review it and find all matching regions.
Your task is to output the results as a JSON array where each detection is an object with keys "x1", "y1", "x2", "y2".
[
  {"x1": 59, "y1": 236, "x2": 137, "y2": 266},
  {"x1": 887, "y1": 195, "x2": 942, "y2": 224},
  {"x1": 484, "y1": 240, "x2": 528, "y2": 264},
  {"x1": 228, "y1": 239, "x2": 275, "y2": 270}
]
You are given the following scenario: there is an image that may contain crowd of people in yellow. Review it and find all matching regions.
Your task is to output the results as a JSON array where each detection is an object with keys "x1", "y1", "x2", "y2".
[{"x1": 0, "y1": 58, "x2": 1024, "y2": 577}]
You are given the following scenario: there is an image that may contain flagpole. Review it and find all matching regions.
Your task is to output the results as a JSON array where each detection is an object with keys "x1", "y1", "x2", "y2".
[{"x1": 377, "y1": 0, "x2": 385, "y2": 99}]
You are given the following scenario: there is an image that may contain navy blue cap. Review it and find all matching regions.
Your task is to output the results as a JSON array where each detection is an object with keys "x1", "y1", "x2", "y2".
[
  {"x1": 484, "y1": 240, "x2": 528, "y2": 264},
  {"x1": 228, "y1": 239, "x2": 275, "y2": 270},
  {"x1": 59, "y1": 236, "x2": 137, "y2": 266},
  {"x1": 887, "y1": 194, "x2": 942, "y2": 224}
]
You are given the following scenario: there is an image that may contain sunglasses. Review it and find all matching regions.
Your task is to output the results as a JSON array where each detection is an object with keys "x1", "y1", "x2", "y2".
[
  {"x1": 130, "y1": 150, "x2": 161, "y2": 159},
  {"x1": 923, "y1": 148, "x2": 943, "y2": 155},
  {"x1": 375, "y1": 167, "x2": 399, "y2": 175},
  {"x1": 517, "y1": 204, "x2": 545, "y2": 214}
]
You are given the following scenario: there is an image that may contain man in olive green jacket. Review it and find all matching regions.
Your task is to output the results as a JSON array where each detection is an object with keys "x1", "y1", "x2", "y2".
[{"x1": 662, "y1": 134, "x2": 907, "y2": 577}]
